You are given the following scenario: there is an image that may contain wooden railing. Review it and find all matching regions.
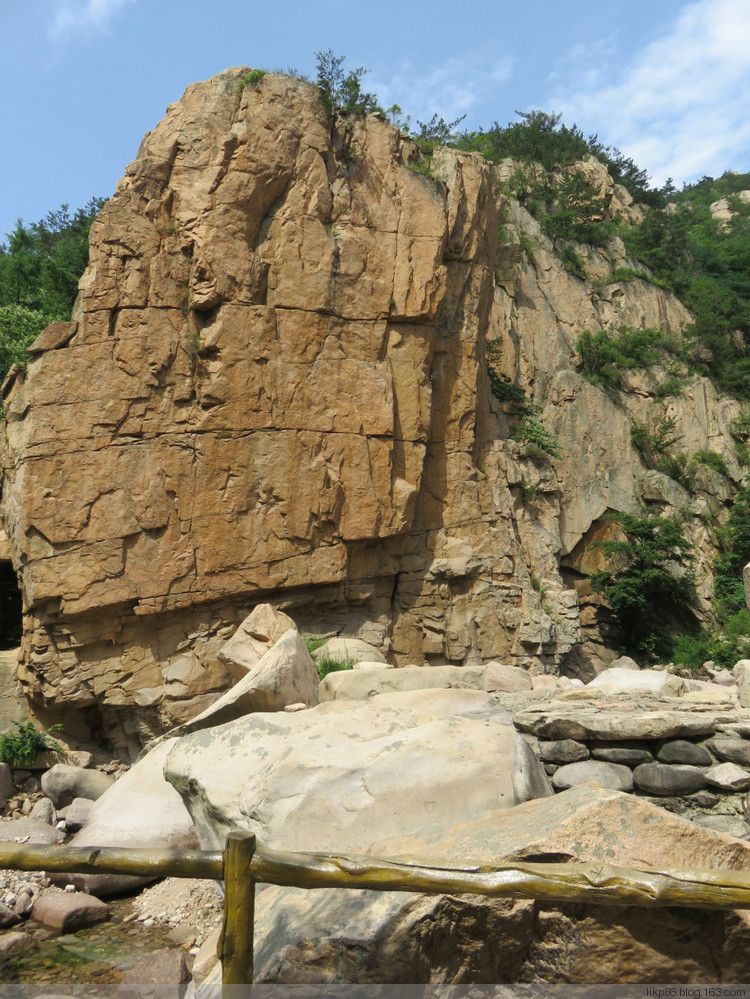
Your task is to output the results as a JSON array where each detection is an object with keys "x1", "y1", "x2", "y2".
[{"x1": 2, "y1": 834, "x2": 750, "y2": 984}]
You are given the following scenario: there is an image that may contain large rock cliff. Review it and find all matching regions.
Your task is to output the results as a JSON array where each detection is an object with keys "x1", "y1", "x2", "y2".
[{"x1": 1, "y1": 70, "x2": 746, "y2": 755}]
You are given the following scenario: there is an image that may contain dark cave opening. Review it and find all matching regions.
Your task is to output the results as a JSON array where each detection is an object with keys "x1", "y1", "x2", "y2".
[{"x1": 0, "y1": 562, "x2": 22, "y2": 650}]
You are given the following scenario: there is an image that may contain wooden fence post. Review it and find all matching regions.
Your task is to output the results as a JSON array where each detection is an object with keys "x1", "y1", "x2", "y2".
[{"x1": 220, "y1": 831, "x2": 257, "y2": 986}]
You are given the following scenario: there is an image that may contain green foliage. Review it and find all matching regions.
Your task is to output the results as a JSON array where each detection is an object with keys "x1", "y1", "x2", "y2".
[
  {"x1": 406, "y1": 157, "x2": 440, "y2": 183},
  {"x1": 303, "y1": 634, "x2": 328, "y2": 656},
  {"x1": 590, "y1": 513, "x2": 695, "y2": 654},
  {"x1": 0, "y1": 304, "x2": 62, "y2": 381},
  {"x1": 412, "y1": 114, "x2": 466, "y2": 154},
  {"x1": 713, "y1": 485, "x2": 750, "y2": 620},
  {"x1": 671, "y1": 626, "x2": 750, "y2": 670},
  {"x1": 731, "y1": 408, "x2": 750, "y2": 441},
  {"x1": 503, "y1": 166, "x2": 614, "y2": 248},
  {"x1": 560, "y1": 244, "x2": 586, "y2": 280},
  {"x1": 455, "y1": 110, "x2": 655, "y2": 204},
  {"x1": 576, "y1": 326, "x2": 673, "y2": 390},
  {"x1": 485, "y1": 341, "x2": 560, "y2": 459},
  {"x1": 0, "y1": 199, "x2": 102, "y2": 391},
  {"x1": 0, "y1": 199, "x2": 103, "y2": 315},
  {"x1": 690, "y1": 450, "x2": 729, "y2": 476},
  {"x1": 511, "y1": 416, "x2": 562, "y2": 460},
  {"x1": 315, "y1": 653, "x2": 357, "y2": 681},
  {"x1": 315, "y1": 49, "x2": 380, "y2": 117},
  {"x1": 0, "y1": 721, "x2": 62, "y2": 767},
  {"x1": 622, "y1": 171, "x2": 750, "y2": 399},
  {"x1": 238, "y1": 69, "x2": 265, "y2": 91}
]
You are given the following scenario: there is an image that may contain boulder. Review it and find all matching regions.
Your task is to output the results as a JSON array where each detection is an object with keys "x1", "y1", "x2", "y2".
[
  {"x1": 66, "y1": 738, "x2": 198, "y2": 896},
  {"x1": 244, "y1": 784, "x2": 750, "y2": 983},
  {"x1": 40, "y1": 765, "x2": 114, "y2": 808},
  {"x1": 31, "y1": 892, "x2": 109, "y2": 931},
  {"x1": 538, "y1": 740, "x2": 589, "y2": 764},
  {"x1": 0, "y1": 930, "x2": 32, "y2": 962},
  {"x1": 707, "y1": 735, "x2": 750, "y2": 767},
  {"x1": 0, "y1": 818, "x2": 63, "y2": 845},
  {"x1": 551, "y1": 761, "x2": 633, "y2": 792},
  {"x1": 656, "y1": 740, "x2": 713, "y2": 766},
  {"x1": 319, "y1": 664, "x2": 486, "y2": 702},
  {"x1": 514, "y1": 703, "x2": 721, "y2": 741},
  {"x1": 218, "y1": 604, "x2": 297, "y2": 679},
  {"x1": 734, "y1": 659, "x2": 750, "y2": 709},
  {"x1": 29, "y1": 797, "x2": 55, "y2": 824},
  {"x1": 483, "y1": 662, "x2": 533, "y2": 693},
  {"x1": 166, "y1": 629, "x2": 319, "y2": 738},
  {"x1": 609, "y1": 655, "x2": 640, "y2": 671},
  {"x1": 313, "y1": 638, "x2": 386, "y2": 666},
  {"x1": 587, "y1": 668, "x2": 685, "y2": 695},
  {"x1": 64, "y1": 796, "x2": 93, "y2": 832},
  {"x1": 590, "y1": 742, "x2": 653, "y2": 766},
  {"x1": 705, "y1": 762, "x2": 750, "y2": 791},
  {"x1": 165, "y1": 689, "x2": 552, "y2": 852},
  {"x1": 633, "y1": 763, "x2": 706, "y2": 796}
]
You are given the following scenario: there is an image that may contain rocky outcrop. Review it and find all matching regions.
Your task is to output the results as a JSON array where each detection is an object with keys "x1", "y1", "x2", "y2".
[{"x1": 1, "y1": 68, "x2": 747, "y2": 752}]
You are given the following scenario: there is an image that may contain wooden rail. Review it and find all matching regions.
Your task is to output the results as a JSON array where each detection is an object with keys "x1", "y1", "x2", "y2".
[{"x1": 2, "y1": 837, "x2": 750, "y2": 984}]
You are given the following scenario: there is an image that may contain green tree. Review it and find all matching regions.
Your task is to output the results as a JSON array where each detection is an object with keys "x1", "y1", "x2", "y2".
[
  {"x1": 314, "y1": 50, "x2": 380, "y2": 117},
  {"x1": 591, "y1": 513, "x2": 695, "y2": 654}
]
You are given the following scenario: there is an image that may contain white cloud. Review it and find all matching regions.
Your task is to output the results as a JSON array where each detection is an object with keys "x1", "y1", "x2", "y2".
[
  {"x1": 50, "y1": 0, "x2": 134, "y2": 42},
  {"x1": 370, "y1": 53, "x2": 513, "y2": 130},
  {"x1": 549, "y1": 0, "x2": 750, "y2": 184}
]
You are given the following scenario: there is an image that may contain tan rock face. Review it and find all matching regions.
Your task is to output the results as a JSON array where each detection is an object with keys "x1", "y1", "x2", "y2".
[{"x1": 1, "y1": 68, "x2": 746, "y2": 752}]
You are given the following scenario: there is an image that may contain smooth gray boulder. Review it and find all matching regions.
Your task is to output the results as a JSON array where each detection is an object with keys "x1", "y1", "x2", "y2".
[
  {"x1": 40, "y1": 765, "x2": 113, "y2": 808},
  {"x1": 538, "y1": 740, "x2": 589, "y2": 764},
  {"x1": 707, "y1": 735, "x2": 750, "y2": 767},
  {"x1": 0, "y1": 818, "x2": 63, "y2": 845},
  {"x1": 657, "y1": 740, "x2": 712, "y2": 766},
  {"x1": 633, "y1": 763, "x2": 706, "y2": 796},
  {"x1": 551, "y1": 760, "x2": 633, "y2": 792},
  {"x1": 590, "y1": 742, "x2": 653, "y2": 766},
  {"x1": 165, "y1": 688, "x2": 552, "y2": 853}
]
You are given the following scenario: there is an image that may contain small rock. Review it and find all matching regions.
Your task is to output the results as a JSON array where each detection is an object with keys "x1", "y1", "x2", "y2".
[
  {"x1": 29, "y1": 798, "x2": 56, "y2": 825},
  {"x1": 64, "y1": 796, "x2": 92, "y2": 832},
  {"x1": 283, "y1": 702, "x2": 307, "y2": 712},
  {"x1": 633, "y1": 763, "x2": 706, "y2": 796},
  {"x1": 13, "y1": 892, "x2": 34, "y2": 918},
  {"x1": 41, "y1": 764, "x2": 114, "y2": 807},
  {"x1": 0, "y1": 930, "x2": 32, "y2": 960},
  {"x1": 20, "y1": 776, "x2": 41, "y2": 794},
  {"x1": 707, "y1": 736, "x2": 750, "y2": 768},
  {"x1": 483, "y1": 662, "x2": 533, "y2": 693},
  {"x1": 692, "y1": 814, "x2": 750, "y2": 838},
  {"x1": 657, "y1": 740, "x2": 713, "y2": 766},
  {"x1": 552, "y1": 760, "x2": 633, "y2": 792},
  {"x1": 610, "y1": 656, "x2": 640, "y2": 671},
  {"x1": 590, "y1": 742, "x2": 653, "y2": 766},
  {"x1": 538, "y1": 739, "x2": 589, "y2": 764},
  {"x1": 119, "y1": 948, "x2": 189, "y2": 987},
  {"x1": 64, "y1": 884, "x2": 76, "y2": 893},
  {"x1": 692, "y1": 790, "x2": 721, "y2": 808},
  {"x1": 31, "y1": 892, "x2": 109, "y2": 931},
  {"x1": 705, "y1": 762, "x2": 750, "y2": 791},
  {"x1": 0, "y1": 902, "x2": 20, "y2": 928}
]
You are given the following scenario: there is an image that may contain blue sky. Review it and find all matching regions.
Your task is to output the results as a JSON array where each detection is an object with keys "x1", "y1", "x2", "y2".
[{"x1": 2, "y1": 0, "x2": 750, "y2": 240}]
